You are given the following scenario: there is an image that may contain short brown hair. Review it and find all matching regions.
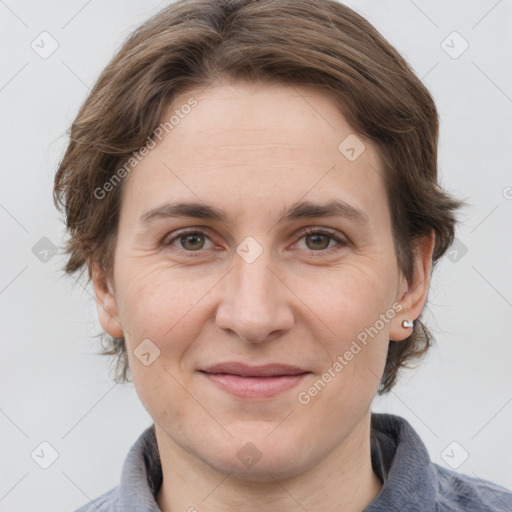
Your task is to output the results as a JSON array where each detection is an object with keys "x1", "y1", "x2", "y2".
[{"x1": 53, "y1": 0, "x2": 465, "y2": 394}]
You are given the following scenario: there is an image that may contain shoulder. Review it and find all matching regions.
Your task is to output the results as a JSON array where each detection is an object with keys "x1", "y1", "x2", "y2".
[
  {"x1": 433, "y1": 463, "x2": 512, "y2": 512},
  {"x1": 368, "y1": 413, "x2": 512, "y2": 511},
  {"x1": 73, "y1": 486, "x2": 118, "y2": 512}
]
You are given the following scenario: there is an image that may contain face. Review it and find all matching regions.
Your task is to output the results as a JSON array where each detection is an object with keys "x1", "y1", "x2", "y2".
[{"x1": 93, "y1": 79, "x2": 432, "y2": 480}]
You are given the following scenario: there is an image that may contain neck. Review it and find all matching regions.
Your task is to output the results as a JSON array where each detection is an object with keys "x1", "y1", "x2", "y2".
[{"x1": 155, "y1": 411, "x2": 382, "y2": 512}]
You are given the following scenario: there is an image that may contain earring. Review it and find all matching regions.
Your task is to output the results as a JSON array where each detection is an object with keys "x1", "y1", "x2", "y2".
[{"x1": 402, "y1": 319, "x2": 414, "y2": 329}]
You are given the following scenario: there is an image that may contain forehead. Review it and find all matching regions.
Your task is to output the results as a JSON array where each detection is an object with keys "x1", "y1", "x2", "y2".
[
  {"x1": 119, "y1": 80, "x2": 386, "y2": 226},
  {"x1": 165, "y1": 79, "x2": 365, "y2": 157}
]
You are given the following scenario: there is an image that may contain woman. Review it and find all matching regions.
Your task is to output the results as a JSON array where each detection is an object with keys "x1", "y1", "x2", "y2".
[{"x1": 53, "y1": 0, "x2": 512, "y2": 510}]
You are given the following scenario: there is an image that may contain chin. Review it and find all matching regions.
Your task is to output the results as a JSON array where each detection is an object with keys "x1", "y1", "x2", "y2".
[
  {"x1": 209, "y1": 452, "x2": 310, "y2": 482},
  {"x1": 199, "y1": 431, "x2": 316, "y2": 482}
]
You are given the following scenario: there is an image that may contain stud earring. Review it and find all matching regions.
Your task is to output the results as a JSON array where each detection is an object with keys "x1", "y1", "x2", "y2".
[{"x1": 402, "y1": 319, "x2": 414, "y2": 329}]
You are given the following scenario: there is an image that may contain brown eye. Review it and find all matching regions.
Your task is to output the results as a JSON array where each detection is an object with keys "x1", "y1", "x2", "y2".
[
  {"x1": 305, "y1": 232, "x2": 331, "y2": 250},
  {"x1": 163, "y1": 230, "x2": 214, "y2": 252},
  {"x1": 296, "y1": 228, "x2": 348, "y2": 253},
  {"x1": 180, "y1": 232, "x2": 205, "y2": 251}
]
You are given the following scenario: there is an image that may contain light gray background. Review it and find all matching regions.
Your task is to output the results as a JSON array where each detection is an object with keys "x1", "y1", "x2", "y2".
[{"x1": 1, "y1": 0, "x2": 511, "y2": 510}]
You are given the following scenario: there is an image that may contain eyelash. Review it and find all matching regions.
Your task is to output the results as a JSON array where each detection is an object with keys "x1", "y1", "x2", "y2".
[{"x1": 161, "y1": 227, "x2": 349, "y2": 257}]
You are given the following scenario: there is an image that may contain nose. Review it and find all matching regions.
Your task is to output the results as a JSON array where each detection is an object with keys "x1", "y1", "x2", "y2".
[{"x1": 215, "y1": 249, "x2": 294, "y2": 344}]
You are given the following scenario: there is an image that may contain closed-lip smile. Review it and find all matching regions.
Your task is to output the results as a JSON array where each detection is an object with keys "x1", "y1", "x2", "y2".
[{"x1": 199, "y1": 362, "x2": 311, "y2": 399}]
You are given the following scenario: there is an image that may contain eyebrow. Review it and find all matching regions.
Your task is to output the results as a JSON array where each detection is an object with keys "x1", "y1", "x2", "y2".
[{"x1": 139, "y1": 199, "x2": 369, "y2": 227}]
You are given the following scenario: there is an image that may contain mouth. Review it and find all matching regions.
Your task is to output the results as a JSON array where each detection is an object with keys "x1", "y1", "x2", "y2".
[{"x1": 198, "y1": 362, "x2": 312, "y2": 399}]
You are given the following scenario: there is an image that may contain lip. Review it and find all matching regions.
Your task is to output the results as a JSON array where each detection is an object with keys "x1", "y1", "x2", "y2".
[
  {"x1": 201, "y1": 362, "x2": 308, "y2": 377},
  {"x1": 199, "y1": 362, "x2": 311, "y2": 399}
]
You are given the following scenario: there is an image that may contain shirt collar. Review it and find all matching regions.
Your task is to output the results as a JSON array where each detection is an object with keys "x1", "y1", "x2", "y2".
[
  {"x1": 118, "y1": 423, "x2": 162, "y2": 511},
  {"x1": 117, "y1": 412, "x2": 438, "y2": 511},
  {"x1": 365, "y1": 413, "x2": 438, "y2": 511}
]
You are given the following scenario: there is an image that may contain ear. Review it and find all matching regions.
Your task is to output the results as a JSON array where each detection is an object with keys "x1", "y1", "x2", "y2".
[
  {"x1": 389, "y1": 231, "x2": 436, "y2": 342},
  {"x1": 89, "y1": 258, "x2": 124, "y2": 339}
]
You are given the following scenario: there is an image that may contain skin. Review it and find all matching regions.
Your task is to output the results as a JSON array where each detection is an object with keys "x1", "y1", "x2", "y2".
[{"x1": 91, "y1": 78, "x2": 435, "y2": 512}]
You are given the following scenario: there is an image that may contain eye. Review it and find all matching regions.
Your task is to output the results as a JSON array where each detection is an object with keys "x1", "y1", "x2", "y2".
[
  {"x1": 161, "y1": 227, "x2": 348, "y2": 256},
  {"x1": 162, "y1": 230, "x2": 215, "y2": 252},
  {"x1": 294, "y1": 228, "x2": 348, "y2": 253}
]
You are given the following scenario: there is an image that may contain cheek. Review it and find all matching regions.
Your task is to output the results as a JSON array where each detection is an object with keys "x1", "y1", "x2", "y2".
[
  {"x1": 116, "y1": 258, "x2": 212, "y2": 336},
  {"x1": 114, "y1": 261, "x2": 212, "y2": 396},
  {"x1": 118, "y1": 265, "x2": 204, "y2": 423},
  {"x1": 296, "y1": 272, "x2": 391, "y2": 421},
  {"x1": 131, "y1": 360, "x2": 199, "y2": 438},
  {"x1": 292, "y1": 257, "x2": 396, "y2": 334},
  {"x1": 293, "y1": 260, "x2": 394, "y2": 391}
]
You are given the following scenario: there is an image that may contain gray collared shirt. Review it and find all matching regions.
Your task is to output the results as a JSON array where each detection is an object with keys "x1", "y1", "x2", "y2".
[{"x1": 74, "y1": 413, "x2": 512, "y2": 511}]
